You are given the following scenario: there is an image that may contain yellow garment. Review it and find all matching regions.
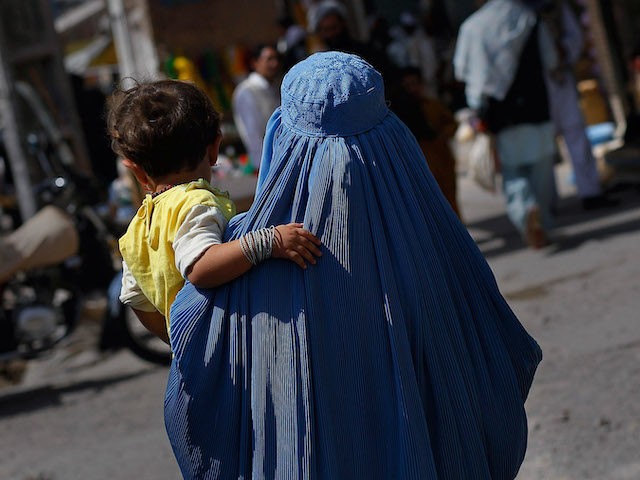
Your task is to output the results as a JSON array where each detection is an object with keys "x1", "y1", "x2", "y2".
[{"x1": 119, "y1": 179, "x2": 236, "y2": 330}]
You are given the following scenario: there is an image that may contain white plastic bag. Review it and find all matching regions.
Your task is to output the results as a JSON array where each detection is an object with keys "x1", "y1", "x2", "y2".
[{"x1": 467, "y1": 132, "x2": 497, "y2": 192}]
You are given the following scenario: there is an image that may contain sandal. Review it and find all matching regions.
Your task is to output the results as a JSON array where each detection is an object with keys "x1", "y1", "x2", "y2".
[{"x1": 525, "y1": 207, "x2": 549, "y2": 249}]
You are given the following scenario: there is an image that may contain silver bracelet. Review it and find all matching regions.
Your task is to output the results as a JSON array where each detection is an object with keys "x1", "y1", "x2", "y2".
[{"x1": 239, "y1": 226, "x2": 275, "y2": 265}]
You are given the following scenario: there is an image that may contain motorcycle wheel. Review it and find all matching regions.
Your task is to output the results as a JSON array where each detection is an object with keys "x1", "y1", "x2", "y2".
[{"x1": 118, "y1": 306, "x2": 172, "y2": 366}]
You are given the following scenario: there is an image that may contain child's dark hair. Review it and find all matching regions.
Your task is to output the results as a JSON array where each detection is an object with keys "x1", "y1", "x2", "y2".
[{"x1": 107, "y1": 79, "x2": 220, "y2": 179}]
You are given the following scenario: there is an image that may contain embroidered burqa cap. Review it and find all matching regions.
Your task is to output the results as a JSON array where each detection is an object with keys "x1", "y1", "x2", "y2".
[
  {"x1": 281, "y1": 50, "x2": 387, "y2": 135},
  {"x1": 166, "y1": 51, "x2": 542, "y2": 479},
  {"x1": 256, "y1": 51, "x2": 389, "y2": 188}
]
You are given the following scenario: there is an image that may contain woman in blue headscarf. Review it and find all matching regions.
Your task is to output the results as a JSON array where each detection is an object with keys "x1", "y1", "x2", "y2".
[{"x1": 165, "y1": 51, "x2": 542, "y2": 480}]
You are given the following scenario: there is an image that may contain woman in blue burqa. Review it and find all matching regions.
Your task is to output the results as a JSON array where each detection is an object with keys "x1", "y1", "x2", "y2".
[{"x1": 165, "y1": 51, "x2": 542, "y2": 480}]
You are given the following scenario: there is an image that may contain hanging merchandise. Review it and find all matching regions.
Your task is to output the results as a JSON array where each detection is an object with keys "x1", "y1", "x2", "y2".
[
  {"x1": 225, "y1": 44, "x2": 250, "y2": 84},
  {"x1": 199, "y1": 50, "x2": 232, "y2": 113},
  {"x1": 165, "y1": 54, "x2": 213, "y2": 100},
  {"x1": 163, "y1": 53, "x2": 178, "y2": 79}
]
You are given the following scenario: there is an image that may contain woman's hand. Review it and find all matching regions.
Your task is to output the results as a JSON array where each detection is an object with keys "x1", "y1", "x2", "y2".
[{"x1": 272, "y1": 223, "x2": 322, "y2": 269}]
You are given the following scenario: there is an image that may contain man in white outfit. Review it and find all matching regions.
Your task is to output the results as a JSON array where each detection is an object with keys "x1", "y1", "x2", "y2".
[
  {"x1": 454, "y1": 0, "x2": 559, "y2": 248},
  {"x1": 232, "y1": 44, "x2": 281, "y2": 171}
]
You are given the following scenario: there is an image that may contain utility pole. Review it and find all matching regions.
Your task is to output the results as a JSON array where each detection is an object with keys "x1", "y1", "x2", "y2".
[
  {"x1": 107, "y1": 0, "x2": 159, "y2": 87},
  {"x1": 107, "y1": 0, "x2": 137, "y2": 87}
]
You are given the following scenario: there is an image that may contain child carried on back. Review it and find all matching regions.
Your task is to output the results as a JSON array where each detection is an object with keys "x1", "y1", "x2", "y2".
[{"x1": 106, "y1": 79, "x2": 322, "y2": 344}]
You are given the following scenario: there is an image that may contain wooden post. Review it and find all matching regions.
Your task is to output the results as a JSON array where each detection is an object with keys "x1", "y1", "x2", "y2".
[{"x1": 582, "y1": 0, "x2": 629, "y2": 132}]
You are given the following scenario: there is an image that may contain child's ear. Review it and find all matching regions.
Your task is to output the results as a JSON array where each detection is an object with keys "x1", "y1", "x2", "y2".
[
  {"x1": 121, "y1": 158, "x2": 152, "y2": 189},
  {"x1": 207, "y1": 136, "x2": 222, "y2": 166}
]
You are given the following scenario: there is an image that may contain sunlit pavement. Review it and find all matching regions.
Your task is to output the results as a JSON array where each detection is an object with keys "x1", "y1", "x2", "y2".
[{"x1": 460, "y1": 160, "x2": 640, "y2": 480}]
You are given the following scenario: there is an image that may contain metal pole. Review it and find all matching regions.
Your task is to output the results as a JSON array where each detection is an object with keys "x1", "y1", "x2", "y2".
[
  {"x1": 128, "y1": 0, "x2": 160, "y2": 81},
  {"x1": 107, "y1": 0, "x2": 138, "y2": 87},
  {"x1": 0, "y1": 41, "x2": 37, "y2": 221}
]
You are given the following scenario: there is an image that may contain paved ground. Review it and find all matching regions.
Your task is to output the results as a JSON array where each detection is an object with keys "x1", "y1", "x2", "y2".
[
  {"x1": 1, "y1": 162, "x2": 639, "y2": 479},
  {"x1": 461, "y1": 168, "x2": 640, "y2": 480}
]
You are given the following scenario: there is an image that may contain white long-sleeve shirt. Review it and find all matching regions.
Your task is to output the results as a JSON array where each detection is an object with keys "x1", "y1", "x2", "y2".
[
  {"x1": 232, "y1": 72, "x2": 280, "y2": 169},
  {"x1": 453, "y1": 0, "x2": 556, "y2": 110}
]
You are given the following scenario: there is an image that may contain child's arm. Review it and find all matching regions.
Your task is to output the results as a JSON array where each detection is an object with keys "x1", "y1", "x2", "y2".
[
  {"x1": 187, "y1": 223, "x2": 321, "y2": 288},
  {"x1": 120, "y1": 262, "x2": 170, "y2": 344},
  {"x1": 130, "y1": 308, "x2": 170, "y2": 345}
]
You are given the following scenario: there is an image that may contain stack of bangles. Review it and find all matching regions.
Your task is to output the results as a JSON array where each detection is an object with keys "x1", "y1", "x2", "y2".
[{"x1": 239, "y1": 226, "x2": 276, "y2": 265}]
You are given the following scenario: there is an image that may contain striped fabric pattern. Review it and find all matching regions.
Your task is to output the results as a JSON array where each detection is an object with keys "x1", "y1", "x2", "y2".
[{"x1": 165, "y1": 52, "x2": 542, "y2": 480}]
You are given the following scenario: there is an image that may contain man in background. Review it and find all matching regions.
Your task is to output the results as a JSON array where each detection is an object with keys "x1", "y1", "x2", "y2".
[{"x1": 232, "y1": 44, "x2": 281, "y2": 171}]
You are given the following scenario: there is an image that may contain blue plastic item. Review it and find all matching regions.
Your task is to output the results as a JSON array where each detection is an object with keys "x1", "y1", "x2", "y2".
[{"x1": 586, "y1": 122, "x2": 616, "y2": 146}]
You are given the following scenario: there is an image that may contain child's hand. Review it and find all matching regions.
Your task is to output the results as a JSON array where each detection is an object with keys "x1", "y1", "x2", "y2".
[{"x1": 273, "y1": 223, "x2": 322, "y2": 269}]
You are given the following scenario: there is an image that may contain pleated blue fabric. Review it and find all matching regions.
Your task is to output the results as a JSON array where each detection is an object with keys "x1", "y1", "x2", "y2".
[{"x1": 165, "y1": 52, "x2": 542, "y2": 480}]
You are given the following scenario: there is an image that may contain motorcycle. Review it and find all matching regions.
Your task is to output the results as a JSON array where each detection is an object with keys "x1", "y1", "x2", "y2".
[
  {"x1": 0, "y1": 157, "x2": 171, "y2": 366},
  {"x1": 0, "y1": 83, "x2": 171, "y2": 366},
  {"x1": 0, "y1": 166, "x2": 113, "y2": 361}
]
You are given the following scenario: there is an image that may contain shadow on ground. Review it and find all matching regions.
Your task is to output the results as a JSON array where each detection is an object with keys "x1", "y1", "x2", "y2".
[
  {"x1": 0, "y1": 368, "x2": 158, "y2": 417},
  {"x1": 466, "y1": 183, "x2": 640, "y2": 258}
]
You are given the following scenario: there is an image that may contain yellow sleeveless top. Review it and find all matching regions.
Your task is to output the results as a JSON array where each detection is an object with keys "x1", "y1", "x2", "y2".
[{"x1": 119, "y1": 179, "x2": 236, "y2": 329}]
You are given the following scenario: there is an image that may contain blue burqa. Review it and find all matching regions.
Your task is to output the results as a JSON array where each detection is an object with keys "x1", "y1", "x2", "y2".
[{"x1": 165, "y1": 52, "x2": 542, "y2": 479}]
